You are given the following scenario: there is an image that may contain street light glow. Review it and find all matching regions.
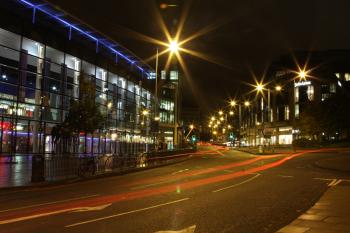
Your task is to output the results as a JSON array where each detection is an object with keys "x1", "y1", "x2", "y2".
[
  {"x1": 190, "y1": 124, "x2": 194, "y2": 129},
  {"x1": 169, "y1": 40, "x2": 179, "y2": 53},
  {"x1": 142, "y1": 110, "x2": 149, "y2": 116},
  {"x1": 230, "y1": 100, "x2": 236, "y2": 107},
  {"x1": 244, "y1": 101, "x2": 250, "y2": 107},
  {"x1": 107, "y1": 102, "x2": 113, "y2": 109},
  {"x1": 229, "y1": 111, "x2": 234, "y2": 115},
  {"x1": 275, "y1": 85, "x2": 282, "y2": 91},
  {"x1": 219, "y1": 111, "x2": 223, "y2": 115}
]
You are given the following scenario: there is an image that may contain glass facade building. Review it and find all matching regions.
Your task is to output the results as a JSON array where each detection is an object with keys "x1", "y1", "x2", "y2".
[{"x1": 0, "y1": 1, "x2": 155, "y2": 156}]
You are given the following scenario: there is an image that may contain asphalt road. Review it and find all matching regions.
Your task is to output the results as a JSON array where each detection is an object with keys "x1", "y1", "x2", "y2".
[{"x1": 0, "y1": 146, "x2": 350, "y2": 233}]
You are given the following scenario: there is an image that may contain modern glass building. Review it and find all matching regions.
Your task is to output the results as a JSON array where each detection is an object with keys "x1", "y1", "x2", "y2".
[{"x1": 0, "y1": 0, "x2": 156, "y2": 156}]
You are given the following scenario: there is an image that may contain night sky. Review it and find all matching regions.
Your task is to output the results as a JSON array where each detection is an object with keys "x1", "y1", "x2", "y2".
[{"x1": 47, "y1": 0, "x2": 350, "y2": 112}]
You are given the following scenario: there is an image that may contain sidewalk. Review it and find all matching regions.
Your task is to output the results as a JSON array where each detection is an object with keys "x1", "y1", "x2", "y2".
[
  {"x1": 276, "y1": 185, "x2": 350, "y2": 233},
  {"x1": 234, "y1": 146, "x2": 295, "y2": 155},
  {"x1": 0, "y1": 155, "x2": 32, "y2": 188},
  {"x1": 277, "y1": 154, "x2": 350, "y2": 233}
]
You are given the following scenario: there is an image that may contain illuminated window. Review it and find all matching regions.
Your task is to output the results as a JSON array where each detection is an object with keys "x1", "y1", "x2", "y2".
[
  {"x1": 284, "y1": 106, "x2": 289, "y2": 121},
  {"x1": 170, "y1": 70, "x2": 178, "y2": 80},
  {"x1": 330, "y1": 83, "x2": 336, "y2": 93},
  {"x1": 161, "y1": 70, "x2": 166, "y2": 80},
  {"x1": 294, "y1": 87, "x2": 299, "y2": 102},
  {"x1": 345, "y1": 73, "x2": 350, "y2": 81},
  {"x1": 335, "y1": 73, "x2": 340, "y2": 79},
  {"x1": 0, "y1": 28, "x2": 20, "y2": 50},
  {"x1": 295, "y1": 104, "x2": 299, "y2": 119},
  {"x1": 307, "y1": 85, "x2": 314, "y2": 101}
]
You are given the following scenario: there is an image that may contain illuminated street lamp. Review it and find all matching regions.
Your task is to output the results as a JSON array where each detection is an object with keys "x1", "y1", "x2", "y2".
[
  {"x1": 299, "y1": 70, "x2": 307, "y2": 80},
  {"x1": 219, "y1": 110, "x2": 223, "y2": 115},
  {"x1": 244, "y1": 101, "x2": 250, "y2": 107},
  {"x1": 169, "y1": 40, "x2": 179, "y2": 53},
  {"x1": 275, "y1": 85, "x2": 282, "y2": 91},
  {"x1": 230, "y1": 100, "x2": 237, "y2": 107},
  {"x1": 142, "y1": 110, "x2": 149, "y2": 116},
  {"x1": 229, "y1": 110, "x2": 234, "y2": 115}
]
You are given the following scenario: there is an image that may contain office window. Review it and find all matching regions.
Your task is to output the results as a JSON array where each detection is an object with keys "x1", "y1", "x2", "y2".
[
  {"x1": 65, "y1": 54, "x2": 80, "y2": 71},
  {"x1": 295, "y1": 104, "x2": 299, "y2": 119},
  {"x1": 307, "y1": 85, "x2": 314, "y2": 101},
  {"x1": 294, "y1": 87, "x2": 299, "y2": 102},
  {"x1": 284, "y1": 105, "x2": 289, "y2": 121},
  {"x1": 161, "y1": 70, "x2": 166, "y2": 80},
  {"x1": 345, "y1": 73, "x2": 350, "y2": 81},
  {"x1": 330, "y1": 83, "x2": 336, "y2": 93},
  {"x1": 0, "y1": 28, "x2": 20, "y2": 50},
  {"x1": 82, "y1": 61, "x2": 95, "y2": 76},
  {"x1": 45, "y1": 46, "x2": 64, "y2": 65},
  {"x1": 170, "y1": 70, "x2": 178, "y2": 80},
  {"x1": 148, "y1": 72, "x2": 156, "y2": 80},
  {"x1": 22, "y1": 38, "x2": 43, "y2": 58}
]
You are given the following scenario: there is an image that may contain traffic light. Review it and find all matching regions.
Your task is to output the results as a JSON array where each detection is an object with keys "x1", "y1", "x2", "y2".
[
  {"x1": 229, "y1": 132, "x2": 235, "y2": 139},
  {"x1": 191, "y1": 135, "x2": 197, "y2": 143}
]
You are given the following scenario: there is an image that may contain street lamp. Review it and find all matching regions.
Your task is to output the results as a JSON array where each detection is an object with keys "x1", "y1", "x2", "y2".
[
  {"x1": 169, "y1": 40, "x2": 179, "y2": 53},
  {"x1": 230, "y1": 100, "x2": 237, "y2": 107}
]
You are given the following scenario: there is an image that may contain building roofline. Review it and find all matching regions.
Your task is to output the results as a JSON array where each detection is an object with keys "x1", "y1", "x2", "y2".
[{"x1": 17, "y1": 0, "x2": 154, "y2": 77}]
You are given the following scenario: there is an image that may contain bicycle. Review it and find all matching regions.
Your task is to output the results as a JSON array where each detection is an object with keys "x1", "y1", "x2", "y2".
[{"x1": 77, "y1": 157, "x2": 97, "y2": 177}]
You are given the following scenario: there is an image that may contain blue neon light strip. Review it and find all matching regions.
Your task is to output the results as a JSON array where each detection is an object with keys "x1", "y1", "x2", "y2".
[{"x1": 18, "y1": 0, "x2": 151, "y2": 77}]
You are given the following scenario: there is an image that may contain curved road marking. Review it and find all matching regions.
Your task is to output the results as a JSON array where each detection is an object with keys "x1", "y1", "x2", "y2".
[
  {"x1": 155, "y1": 225, "x2": 196, "y2": 233},
  {"x1": 0, "y1": 194, "x2": 99, "y2": 213},
  {"x1": 65, "y1": 198, "x2": 190, "y2": 228},
  {"x1": 212, "y1": 173, "x2": 261, "y2": 193}
]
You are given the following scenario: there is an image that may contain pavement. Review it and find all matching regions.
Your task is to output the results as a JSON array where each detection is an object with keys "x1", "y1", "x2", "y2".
[
  {"x1": 0, "y1": 155, "x2": 32, "y2": 188},
  {"x1": 276, "y1": 185, "x2": 350, "y2": 233},
  {"x1": 0, "y1": 146, "x2": 349, "y2": 233},
  {"x1": 276, "y1": 149, "x2": 350, "y2": 233}
]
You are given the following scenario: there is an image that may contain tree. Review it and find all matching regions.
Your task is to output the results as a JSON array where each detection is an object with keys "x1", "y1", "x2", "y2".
[
  {"x1": 53, "y1": 73, "x2": 104, "y2": 154},
  {"x1": 298, "y1": 102, "x2": 323, "y2": 141}
]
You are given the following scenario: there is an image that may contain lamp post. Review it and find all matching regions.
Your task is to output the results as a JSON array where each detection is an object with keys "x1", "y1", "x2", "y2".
[
  {"x1": 153, "y1": 39, "x2": 180, "y2": 149},
  {"x1": 230, "y1": 100, "x2": 250, "y2": 147}
]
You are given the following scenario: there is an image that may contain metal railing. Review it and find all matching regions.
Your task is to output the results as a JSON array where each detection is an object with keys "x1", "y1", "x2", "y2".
[{"x1": 44, "y1": 148, "x2": 195, "y2": 181}]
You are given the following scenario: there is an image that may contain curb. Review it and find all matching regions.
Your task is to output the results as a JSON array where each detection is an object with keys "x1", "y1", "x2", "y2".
[
  {"x1": 0, "y1": 154, "x2": 193, "y2": 192},
  {"x1": 314, "y1": 158, "x2": 350, "y2": 173}
]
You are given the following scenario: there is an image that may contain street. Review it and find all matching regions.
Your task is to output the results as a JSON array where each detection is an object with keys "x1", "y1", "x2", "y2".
[{"x1": 0, "y1": 146, "x2": 349, "y2": 233}]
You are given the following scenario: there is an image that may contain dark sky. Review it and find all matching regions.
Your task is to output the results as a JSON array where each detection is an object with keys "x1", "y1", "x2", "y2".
[{"x1": 47, "y1": 0, "x2": 350, "y2": 111}]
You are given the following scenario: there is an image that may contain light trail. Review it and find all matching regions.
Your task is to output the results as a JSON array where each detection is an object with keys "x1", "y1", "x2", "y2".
[{"x1": 0, "y1": 149, "x2": 318, "y2": 225}]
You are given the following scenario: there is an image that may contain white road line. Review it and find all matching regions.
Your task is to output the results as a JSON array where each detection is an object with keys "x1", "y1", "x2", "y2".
[
  {"x1": 0, "y1": 207, "x2": 81, "y2": 225},
  {"x1": 130, "y1": 180, "x2": 171, "y2": 190},
  {"x1": 277, "y1": 175, "x2": 294, "y2": 178},
  {"x1": 313, "y1": 178, "x2": 335, "y2": 181},
  {"x1": 212, "y1": 173, "x2": 261, "y2": 193},
  {"x1": 333, "y1": 179, "x2": 343, "y2": 186},
  {"x1": 172, "y1": 169, "x2": 189, "y2": 175},
  {"x1": 328, "y1": 179, "x2": 338, "y2": 187},
  {"x1": 0, "y1": 194, "x2": 99, "y2": 213},
  {"x1": 155, "y1": 225, "x2": 196, "y2": 233},
  {"x1": 65, "y1": 197, "x2": 190, "y2": 228}
]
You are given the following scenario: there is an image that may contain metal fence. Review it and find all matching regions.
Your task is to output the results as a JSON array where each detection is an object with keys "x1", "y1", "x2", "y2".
[{"x1": 44, "y1": 148, "x2": 195, "y2": 181}]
